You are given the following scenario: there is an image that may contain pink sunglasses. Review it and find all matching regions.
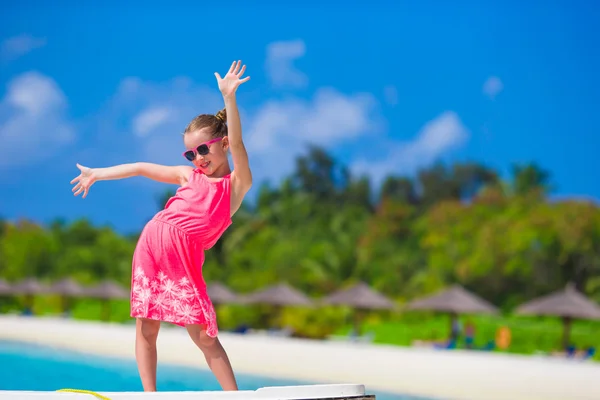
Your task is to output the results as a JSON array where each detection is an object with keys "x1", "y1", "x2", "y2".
[{"x1": 183, "y1": 137, "x2": 222, "y2": 161}]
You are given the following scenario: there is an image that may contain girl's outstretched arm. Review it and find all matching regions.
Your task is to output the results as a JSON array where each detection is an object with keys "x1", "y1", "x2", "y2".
[
  {"x1": 214, "y1": 61, "x2": 253, "y2": 199},
  {"x1": 71, "y1": 162, "x2": 193, "y2": 198}
]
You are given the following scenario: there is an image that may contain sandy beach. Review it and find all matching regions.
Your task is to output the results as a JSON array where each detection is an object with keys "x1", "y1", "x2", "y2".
[{"x1": 1, "y1": 315, "x2": 599, "y2": 400}]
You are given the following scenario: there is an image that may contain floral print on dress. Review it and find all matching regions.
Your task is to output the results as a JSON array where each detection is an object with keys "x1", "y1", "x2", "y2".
[{"x1": 130, "y1": 266, "x2": 218, "y2": 337}]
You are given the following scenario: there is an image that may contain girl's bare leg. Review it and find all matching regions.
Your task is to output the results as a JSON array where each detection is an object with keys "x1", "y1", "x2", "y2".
[
  {"x1": 135, "y1": 318, "x2": 161, "y2": 391},
  {"x1": 186, "y1": 324, "x2": 238, "y2": 390}
]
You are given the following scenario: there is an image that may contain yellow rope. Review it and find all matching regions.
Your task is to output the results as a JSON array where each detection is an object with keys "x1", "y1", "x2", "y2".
[{"x1": 56, "y1": 389, "x2": 111, "y2": 400}]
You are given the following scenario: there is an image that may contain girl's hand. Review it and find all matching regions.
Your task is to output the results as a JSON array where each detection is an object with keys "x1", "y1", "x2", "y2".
[
  {"x1": 70, "y1": 163, "x2": 96, "y2": 198},
  {"x1": 214, "y1": 60, "x2": 250, "y2": 98}
]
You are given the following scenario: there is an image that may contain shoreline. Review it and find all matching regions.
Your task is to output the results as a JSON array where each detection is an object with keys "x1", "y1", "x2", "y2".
[{"x1": 1, "y1": 316, "x2": 600, "y2": 400}]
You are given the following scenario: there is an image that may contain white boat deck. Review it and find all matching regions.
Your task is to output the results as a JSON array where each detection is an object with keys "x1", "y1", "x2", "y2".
[{"x1": 0, "y1": 384, "x2": 373, "y2": 400}]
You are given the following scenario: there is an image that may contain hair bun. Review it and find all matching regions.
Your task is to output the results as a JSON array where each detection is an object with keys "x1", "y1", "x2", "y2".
[{"x1": 215, "y1": 108, "x2": 227, "y2": 123}]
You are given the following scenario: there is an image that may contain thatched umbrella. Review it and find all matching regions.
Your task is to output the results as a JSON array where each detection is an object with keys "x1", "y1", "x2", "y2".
[
  {"x1": 405, "y1": 284, "x2": 498, "y2": 314},
  {"x1": 10, "y1": 278, "x2": 50, "y2": 313},
  {"x1": 515, "y1": 282, "x2": 600, "y2": 349},
  {"x1": 86, "y1": 280, "x2": 129, "y2": 299},
  {"x1": 243, "y1": 282, "x2": 312, "y2": 330},
  {"x1": 322, "y1": 281, "x2": 395, "y2": 309},
  {"x1": 404, "y1": 284, "x2": 499, "y2": 340},
  {"x1": 207, "y1": 282, "x2": 241, "y2": 328},
  {"x1": 10, "y1": 278, "x2": 50, "y2": 295},
  {"x1": 0, "y1": 278, "x2": 11, "y2": 295},
  {"x1": 49, "y1": 278, "x2": 86, "y2": 297},
  {"x1": 244, "y1": 282, "x2": 313, "y2": 307},
  {"x1": 48, "y1": 278, "x2": 86, "y2": 313},
  {"x1": 207, "y1": 282, "x2": 239, "y2": 305},
  {"x1": 321, "y1": 281, "x2": 395, "y2": 335},
  {"x1": 85, "y1": 280, "x2": 129, "y2": 321}
]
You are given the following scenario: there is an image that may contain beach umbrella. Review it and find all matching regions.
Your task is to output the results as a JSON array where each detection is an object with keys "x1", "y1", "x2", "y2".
[
  {"x1": 86, "y1": 280, "x2": 129, "y2": 299},
  {"x1": 86, "y1": 280, "x2": 129, "y2": 321},
  {"x1": 321, "y1": 281, "x2": 395, "y2": 336},
  {"x1": 206, "y1": 282, "x2": 242, "y2": 328},
  {"x1": 404, "y1": 284, "x2": 498, "y2": 340},
  {"x1": 0, "y1": 279, "x2": 11, "y2": 295},
  {"x1": 244, "y1": 282, "x2": 313, "y2": 307},
  {"x1": 9, "y1": 278, "x2": 51, "y2": 315},
  {"x1": 207, "y1": 282, "x2": 239, "y2": 305},
  {"x1": 48, "y1": 278, "x2": 86, "y2": 297},
  {"x1": 404, "y1": 284, "x2": 499, "y2": 314},
  {"x1": 48, "y1": 278, "x2": 87, "y2": 313},
  {"x1": 243, "y1": 282, "x2": 313, "y2": 331},
  {"x1": 515, "y1": 282, "x2": 600, "y2": 349},
  {"x1": 10, "y1": 278, "x2": 50, "y2": 295},
  {"x1": 321, "y1": 281, "x2": 395, "y2": 310}
]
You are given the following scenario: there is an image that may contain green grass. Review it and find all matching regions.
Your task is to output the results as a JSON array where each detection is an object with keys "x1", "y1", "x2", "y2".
[{"x1": 347, "y1": 312, "x2": 600, "y2": 360}]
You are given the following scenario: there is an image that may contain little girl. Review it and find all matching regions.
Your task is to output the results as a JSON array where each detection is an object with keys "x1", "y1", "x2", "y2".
[{"x1": 70, "y1": 61, "x2": 252, "y2": 392}]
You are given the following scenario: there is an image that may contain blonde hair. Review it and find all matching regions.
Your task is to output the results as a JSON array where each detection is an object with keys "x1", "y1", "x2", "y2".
[{"x1": 183, "y1": 107, "x2": 227, "y2": 137}]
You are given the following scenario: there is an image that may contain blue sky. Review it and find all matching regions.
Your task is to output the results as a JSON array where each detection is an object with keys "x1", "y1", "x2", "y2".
[{"x1": 0, "y1": 1, "x2": 599, "y2": 234}]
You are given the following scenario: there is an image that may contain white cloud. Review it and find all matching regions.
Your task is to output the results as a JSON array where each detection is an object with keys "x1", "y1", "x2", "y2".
[
  {"x1": 247, "y1": 88, "x2": 377, "y2": 152},
  {"x1": 1, "y1": 34, "x2": 46, "y2": 62},
  {"x1": 351, "y1": 111, "x2": 469, "y2": 187},
  {"x1": 5, "y1": 72, "x2": 65, "y2": 115},
  {"x1": 405, "y1": 111, "x2": 468, "y2": 158},
  {"x1": 0, "y1": 71, "x2": 75, "y2": 168},
  {"x1": 265, "y1": 39, "x2": 308, "y2": 89},
  {"x1": 245, "y1": 87, "x2": 381, "y2": 185},
  {"x1": 132, "y1": 106, "x2": 175, "y2": 137},
  {"x1": 483, "y1": 76, "x2": 503, "y2": 99}
]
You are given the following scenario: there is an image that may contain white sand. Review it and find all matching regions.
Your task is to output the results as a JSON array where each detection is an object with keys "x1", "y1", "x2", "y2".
[{"x1": 1, "y1": 316, "x2": 599, "y2": 400}]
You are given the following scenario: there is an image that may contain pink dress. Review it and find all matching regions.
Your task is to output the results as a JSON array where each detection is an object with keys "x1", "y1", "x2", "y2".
[{"x1": 130, "y1": 169, "x2": 232, "y2": 337}]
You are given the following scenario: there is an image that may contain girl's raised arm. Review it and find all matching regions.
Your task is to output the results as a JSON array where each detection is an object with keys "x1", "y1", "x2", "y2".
[{"x1": 214, "y1": 61, "x2": 252, "y2": 196}]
